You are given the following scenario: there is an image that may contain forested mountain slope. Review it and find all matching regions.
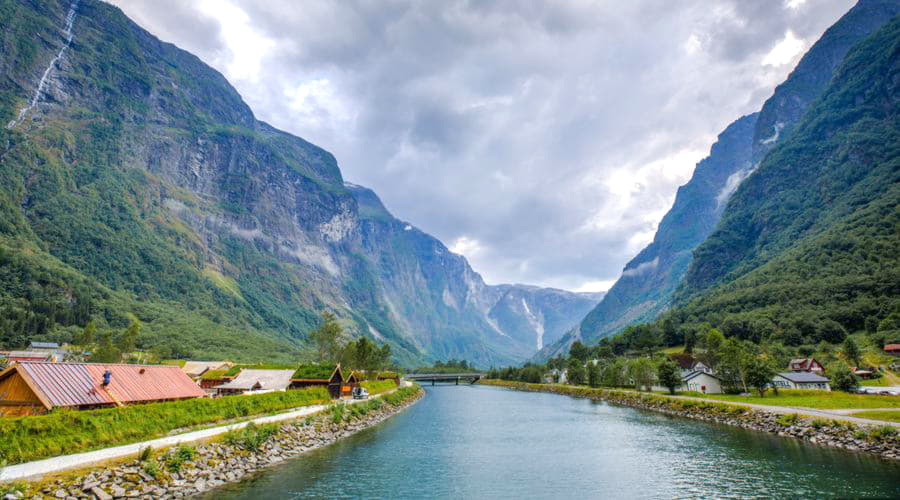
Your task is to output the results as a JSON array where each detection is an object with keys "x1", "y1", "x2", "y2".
[
  {"x1": 0, "y1": 0, "x2": 596, "y2": 366},
  {"x1": 535, "y1": 0, "x2": 900, "y2": 360},
  {"x1": 672, "y1": 15, "x2": 900, "y2": 340}
]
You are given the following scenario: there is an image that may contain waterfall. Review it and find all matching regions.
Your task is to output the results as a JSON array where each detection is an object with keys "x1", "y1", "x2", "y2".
[{"x1": 6, "y1": 0, "x2": 80, "y2": 130}]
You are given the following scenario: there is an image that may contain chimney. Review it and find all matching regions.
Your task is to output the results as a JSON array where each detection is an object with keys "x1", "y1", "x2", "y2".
[{"x1": 102, "y1": 370, "x2": 112, "y2": 386}]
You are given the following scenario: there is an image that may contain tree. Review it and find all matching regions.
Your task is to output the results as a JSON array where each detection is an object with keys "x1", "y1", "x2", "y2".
[
  {"x1": 77, "y1": 320, "x2": 96, "y2": 347},
  {"x1": 842, "y1": 337, "x2": 862, "y2": 367},
  {"x1": 656, "y1": 358, "x2": 680, "y2": 395},
  {"x1": 567, "y1": 357, "x2": 585, "y2": 385},
  {"x1": 745, "y1": 357, "x2": 776, "y2": 397},
  {"x1": 91, "y1": 331, "x2": 121, "y2": 363},
  {"x1": 117, "y1": 319, "x2": 140, "y2": 356},
  {"x1": 716, "y1": 339, "x2": 755, "y2": 393},
  {"x1": 569, "y1": 341, "x2": 590, "y2": 363},
  {"x1": 830, "y1": 365, "x2": 860, "y2": 393},
  {"x1": 627, "y1": 358, "x2": 655, "y2": 391},
  {"x1": 587, "y1": 361, "x2": 601, "y2": 388},
  {"x1": 309, "y1": 312, "x2": 344, "y2": 362}
]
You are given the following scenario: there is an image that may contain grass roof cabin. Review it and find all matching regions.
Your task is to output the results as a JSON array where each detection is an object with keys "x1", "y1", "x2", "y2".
[{"x1": 291, "y1": 363, "x2": 346, "y2": 398}]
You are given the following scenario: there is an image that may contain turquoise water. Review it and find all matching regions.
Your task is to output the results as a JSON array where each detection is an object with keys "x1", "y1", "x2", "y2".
[{"x1": 207, "y1": 385, "x2": 900, "y2": 499}]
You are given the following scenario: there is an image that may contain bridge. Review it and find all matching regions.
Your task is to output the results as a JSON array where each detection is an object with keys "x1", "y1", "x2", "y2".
[{"x1": 405, "y1": 373, "x2": 483, "y2": 385}]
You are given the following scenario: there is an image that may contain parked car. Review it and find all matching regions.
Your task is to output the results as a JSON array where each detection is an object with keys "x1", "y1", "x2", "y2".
[{"x1": 352, "y1": 387, "x2": 369, "y2": 400}]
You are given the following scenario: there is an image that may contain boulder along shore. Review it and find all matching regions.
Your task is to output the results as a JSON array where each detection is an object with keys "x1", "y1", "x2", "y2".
[{"x1": 2, "y1": 386, "x2": 423, "y2": 499}]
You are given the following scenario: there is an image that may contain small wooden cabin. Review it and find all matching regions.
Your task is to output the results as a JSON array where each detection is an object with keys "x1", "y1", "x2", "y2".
[
  {"x1": 0, "y1": 362, "x2": 206, "y2": 417},
  {"x1": 376, "y1": 371, "x2": 401, "y2": 386},
  {"x1": 342, "y1": 371, "x2": 361, "y2": 397},
  {"x1": 291, "y1": 363, "x2": 345, "y2": 399},
  {"x1": 199, "y1": 368, "x2": 237, "y2": 390},
  {"x1": 181, "y1": 361, "x2": 234, "y2": 380}
]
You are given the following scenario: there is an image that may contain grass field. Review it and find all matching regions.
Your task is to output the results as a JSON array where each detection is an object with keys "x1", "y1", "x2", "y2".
[
  {"x1": 361, "y1": 380, "x2": 396, "y2": 395},
  {"x1": 675, "y1": 389, "x2": 900, "y2": 410},
  {"x1": 860, "y1": 370, "x2": 900, "y2": 387},
  {"x1": 848, "y1": 410, "x2": 900, "y2": 423}
]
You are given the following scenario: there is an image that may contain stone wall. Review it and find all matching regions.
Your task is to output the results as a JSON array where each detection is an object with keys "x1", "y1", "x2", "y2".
[{"x1": 480, "y1": 380, "x2": 899, "y2": 460}]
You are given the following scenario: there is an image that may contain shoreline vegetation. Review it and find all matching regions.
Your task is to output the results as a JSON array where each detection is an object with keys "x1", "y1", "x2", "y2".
[
  {"x1": 479, "y1": 380, "x2": 900, "y2": 460},
  {"x1": 0, "y1": 387, "x2": 331, "y2": 466},
  {"x1": 0, "y1": 385, "x2": 423, "y2": 499}
]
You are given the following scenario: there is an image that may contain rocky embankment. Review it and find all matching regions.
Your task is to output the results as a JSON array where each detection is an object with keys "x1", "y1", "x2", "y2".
[
  {"x1": 481, "y1": 380, "x2": 900, "y2": 460},
  {"x1": 2, "y1": 386, "x2": 422, "y2": 499}
]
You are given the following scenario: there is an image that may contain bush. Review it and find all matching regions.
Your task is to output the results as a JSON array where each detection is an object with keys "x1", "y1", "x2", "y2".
[
  {"x1": 829, "y1": 365, "x2": 860, "y2": 392},
  {"x1": 776, "y1": 414, "x2": 800, "y2": 426},
  {"x1": 165, "y1": 445, "x2": 196, "y2": 472},
  {"x1": 223, "y1": 422, "x2": 279, "y2": 452}
]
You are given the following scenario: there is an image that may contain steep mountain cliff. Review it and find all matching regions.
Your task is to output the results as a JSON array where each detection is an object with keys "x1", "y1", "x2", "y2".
[
  {"x1": 673, "y1": 15, "x2": 900, "y2": 334},
  {"x1": 535, "y1": 0, "x2": 900, "y2": 360},
  {"x1": 0, "y1": 0, "x2": 596, "y2": 366}
]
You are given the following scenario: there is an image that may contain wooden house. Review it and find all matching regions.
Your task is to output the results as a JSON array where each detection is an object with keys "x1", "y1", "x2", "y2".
[
  {"x1": 772, "y1": 372, "x2": 831, "y2": 391},
  {"x1": 290, "y1": 363, "x2": 345, "y2": 399},
  {"x1": 788, "y1": 358, "x2": 825, "y2": 373},
  {"x1": 181, "y1": 361, "x2": 233, "y2": 380},
  {"x1": 199, "y1": 368, "x2": 238, "y2": 390},
  {"x1": 213, "y1": 369, "x2": 294, "y2": 396},
  {"x1": 884, "y1": 344, "x2": 900, "y2": 357},
  {"x1": 342, "y1": 371, "x2": 361, "y2": 397},
  {"x1": 376, "y1": 371, "x2": 401, "y2": 386},
  {"x1": 0, "y1": 362, "x2": 206, "y2": 417}
]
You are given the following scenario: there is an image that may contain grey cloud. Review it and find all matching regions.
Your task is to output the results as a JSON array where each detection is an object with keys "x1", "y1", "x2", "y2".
[{"x1": 109, "y1": 0, "x2": 855, "y2": 290}]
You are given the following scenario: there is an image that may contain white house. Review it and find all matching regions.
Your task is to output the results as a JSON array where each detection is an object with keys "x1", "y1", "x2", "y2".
[
  {"x1": 772, "y1": 372, "x2": 831, "y2": 391},
  {"x1": 681, "y1": 371, "x2": 723, "y2": 394}
]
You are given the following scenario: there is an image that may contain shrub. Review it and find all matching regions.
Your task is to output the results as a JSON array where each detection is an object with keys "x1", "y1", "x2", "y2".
[
  {"x1": 223, "y1": 422, "x2": 279, "y2": 452},
  {"x1": 776, "y1": 414, "x2": 800, "y2": 427},
  {"x1": 165, "y1": 445, "x2": 196, "y2": 472}
]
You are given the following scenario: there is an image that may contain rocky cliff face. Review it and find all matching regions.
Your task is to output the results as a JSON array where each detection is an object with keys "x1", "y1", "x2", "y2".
[
  {"x1": 0, "y1": 0, "x2": 596, "y2": 366},
  {"x1": 536, "y1": 0, "x2": 900, "y2": 360}
]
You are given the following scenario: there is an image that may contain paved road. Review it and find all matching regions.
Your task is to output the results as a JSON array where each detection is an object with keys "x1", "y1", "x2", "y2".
[{"x1": 660, "y1": 393, "x2": 900, "y2": 428}]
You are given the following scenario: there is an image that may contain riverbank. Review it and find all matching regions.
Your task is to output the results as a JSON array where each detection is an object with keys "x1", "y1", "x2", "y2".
[
  {"x1": 480, "y1": 380, "x2": 900, "y2": 460},
  {"x1": 0, "y1": 385, "x2": 423, "y2": 499}
]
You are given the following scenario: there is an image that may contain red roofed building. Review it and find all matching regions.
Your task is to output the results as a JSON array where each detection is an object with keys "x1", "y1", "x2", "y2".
[
  {"x1": 788, "y1": 358, "x2": 824, "y2": 373},
  {"x1": 884, "y1": 344, "x2": 900, "y2": 356},
  {"x1": 0, "y1": 362, "x2": 206, "y2": 417}
]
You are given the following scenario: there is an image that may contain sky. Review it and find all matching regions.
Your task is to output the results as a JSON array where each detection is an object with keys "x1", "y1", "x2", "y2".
[{"x1": 110, "y1": 0, "x2": 855, "y2": 292}]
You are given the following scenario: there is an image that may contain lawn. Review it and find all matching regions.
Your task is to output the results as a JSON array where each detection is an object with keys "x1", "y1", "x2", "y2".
[
  {"x1": 860, "y1": 370, "x2": 900, "y2": 387},
  {"x1": 848, "y1": 410, "x2": 900, "y2": 423},
  {"x1": 675, "y1": 389, "x2": 900, "y2": 410}
]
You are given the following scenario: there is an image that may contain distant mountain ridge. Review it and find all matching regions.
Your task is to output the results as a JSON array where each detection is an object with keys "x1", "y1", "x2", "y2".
[
  {"x1": 0, "y1": 0, "x2": 596, "y2": 366},
  {"x1": 536, "y1": 0, "x2": 900, "y2": 361}
]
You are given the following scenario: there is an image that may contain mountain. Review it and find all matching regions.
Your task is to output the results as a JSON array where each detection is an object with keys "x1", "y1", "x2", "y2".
[
  {"x1": 671, "y1": 14, "x2": 900, "y2": 337},
  {"x1": 0, "y1": 0, "x2": 597, "y2": 366},
  {"x1": 535, "y1": 0, "x2": 900, "y2": 360}
]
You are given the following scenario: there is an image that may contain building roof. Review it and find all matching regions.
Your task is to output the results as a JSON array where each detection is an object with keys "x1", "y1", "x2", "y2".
[
  {"x1": 181, "y1": 361, "x2": 233, "y2": 377},
  {"x1": 215, "y1": 369, "x2": 294, "y2": 391},
  {"x1": 28, "y1": 342, "x2": 60, "y2": 350},
  {"x1": 3, "y1": 351, "x2": 52, "y2": 359},
  {"x1": 788, "y1": 358, "x2": 822, "y2": 371},
  {"x1": 682, "y1": 370, "x2": 720, "y2": 382},
  {"x1": 669, "y1": 353, "x2": 698, "y2": 370},
  {"x1": 292, "y1": 363, "x2": 340, "y2": 381},
  {"x1": 884, "y1": 344, "x2": 900, "y2": 352},
  {"x1": 776, "y1": 371, "x2": 830, "y2": 383},
  {"x1": 0, "y1": 362, "x2": 205, "y2": 409}
]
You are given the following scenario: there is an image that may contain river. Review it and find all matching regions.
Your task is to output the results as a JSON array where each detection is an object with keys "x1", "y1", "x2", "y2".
[{"x1": 207, "y1": 384, "x2": 900, "y2": 499}]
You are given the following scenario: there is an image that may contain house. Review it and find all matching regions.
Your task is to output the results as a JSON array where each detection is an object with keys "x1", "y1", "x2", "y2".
[
  {"x1": 681, "y1": 371, "x2": 723, "y2": 394},
  {"x1": 28, "y1": 341, "x2": 60, "y2": 351},
  {"x1": 376, "y1": 371, "x2": 401, "y2": 386},
  {"x1": 0, "y1": 351, "x2": 53, "y2": 364},
  {"x1": 851, "y1": 367, "x2": 874, "y2": 379},
  {"x1": 199, "y1": 368, "x2": 238, "y2": 391},
  {"x1": 214, "y1": 369, "x2": 295, "y2": 396},
  {"x1": 884, "y1": 344, "x2": 900, "y2": 356},
  {"x1": 669, "y1": 353, "x2": 713, "y2": 377},
  {"x1": 772, "y1": 372, "x2": 831, "y2": 391},
  {"x1": 788, "y1": 358, "x2": 824, "y2": 373},
  {"x1": 342, "y1": 371, "x2": 362, "y2": 398},
  {"x1": 290, "y1": 363, "x2": 345, "y2": 398},
  {"x1": 0, "y1": 362, "x2": 206, "y2": 417},
  {"x1": 181, "y1": 361, "x2": 233, "y2": 380}
]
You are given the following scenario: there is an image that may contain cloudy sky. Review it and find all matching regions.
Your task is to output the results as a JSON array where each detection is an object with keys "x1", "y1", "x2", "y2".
[{"x1": 111, "y1": 0, "x2": 854, "y2": 292}]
